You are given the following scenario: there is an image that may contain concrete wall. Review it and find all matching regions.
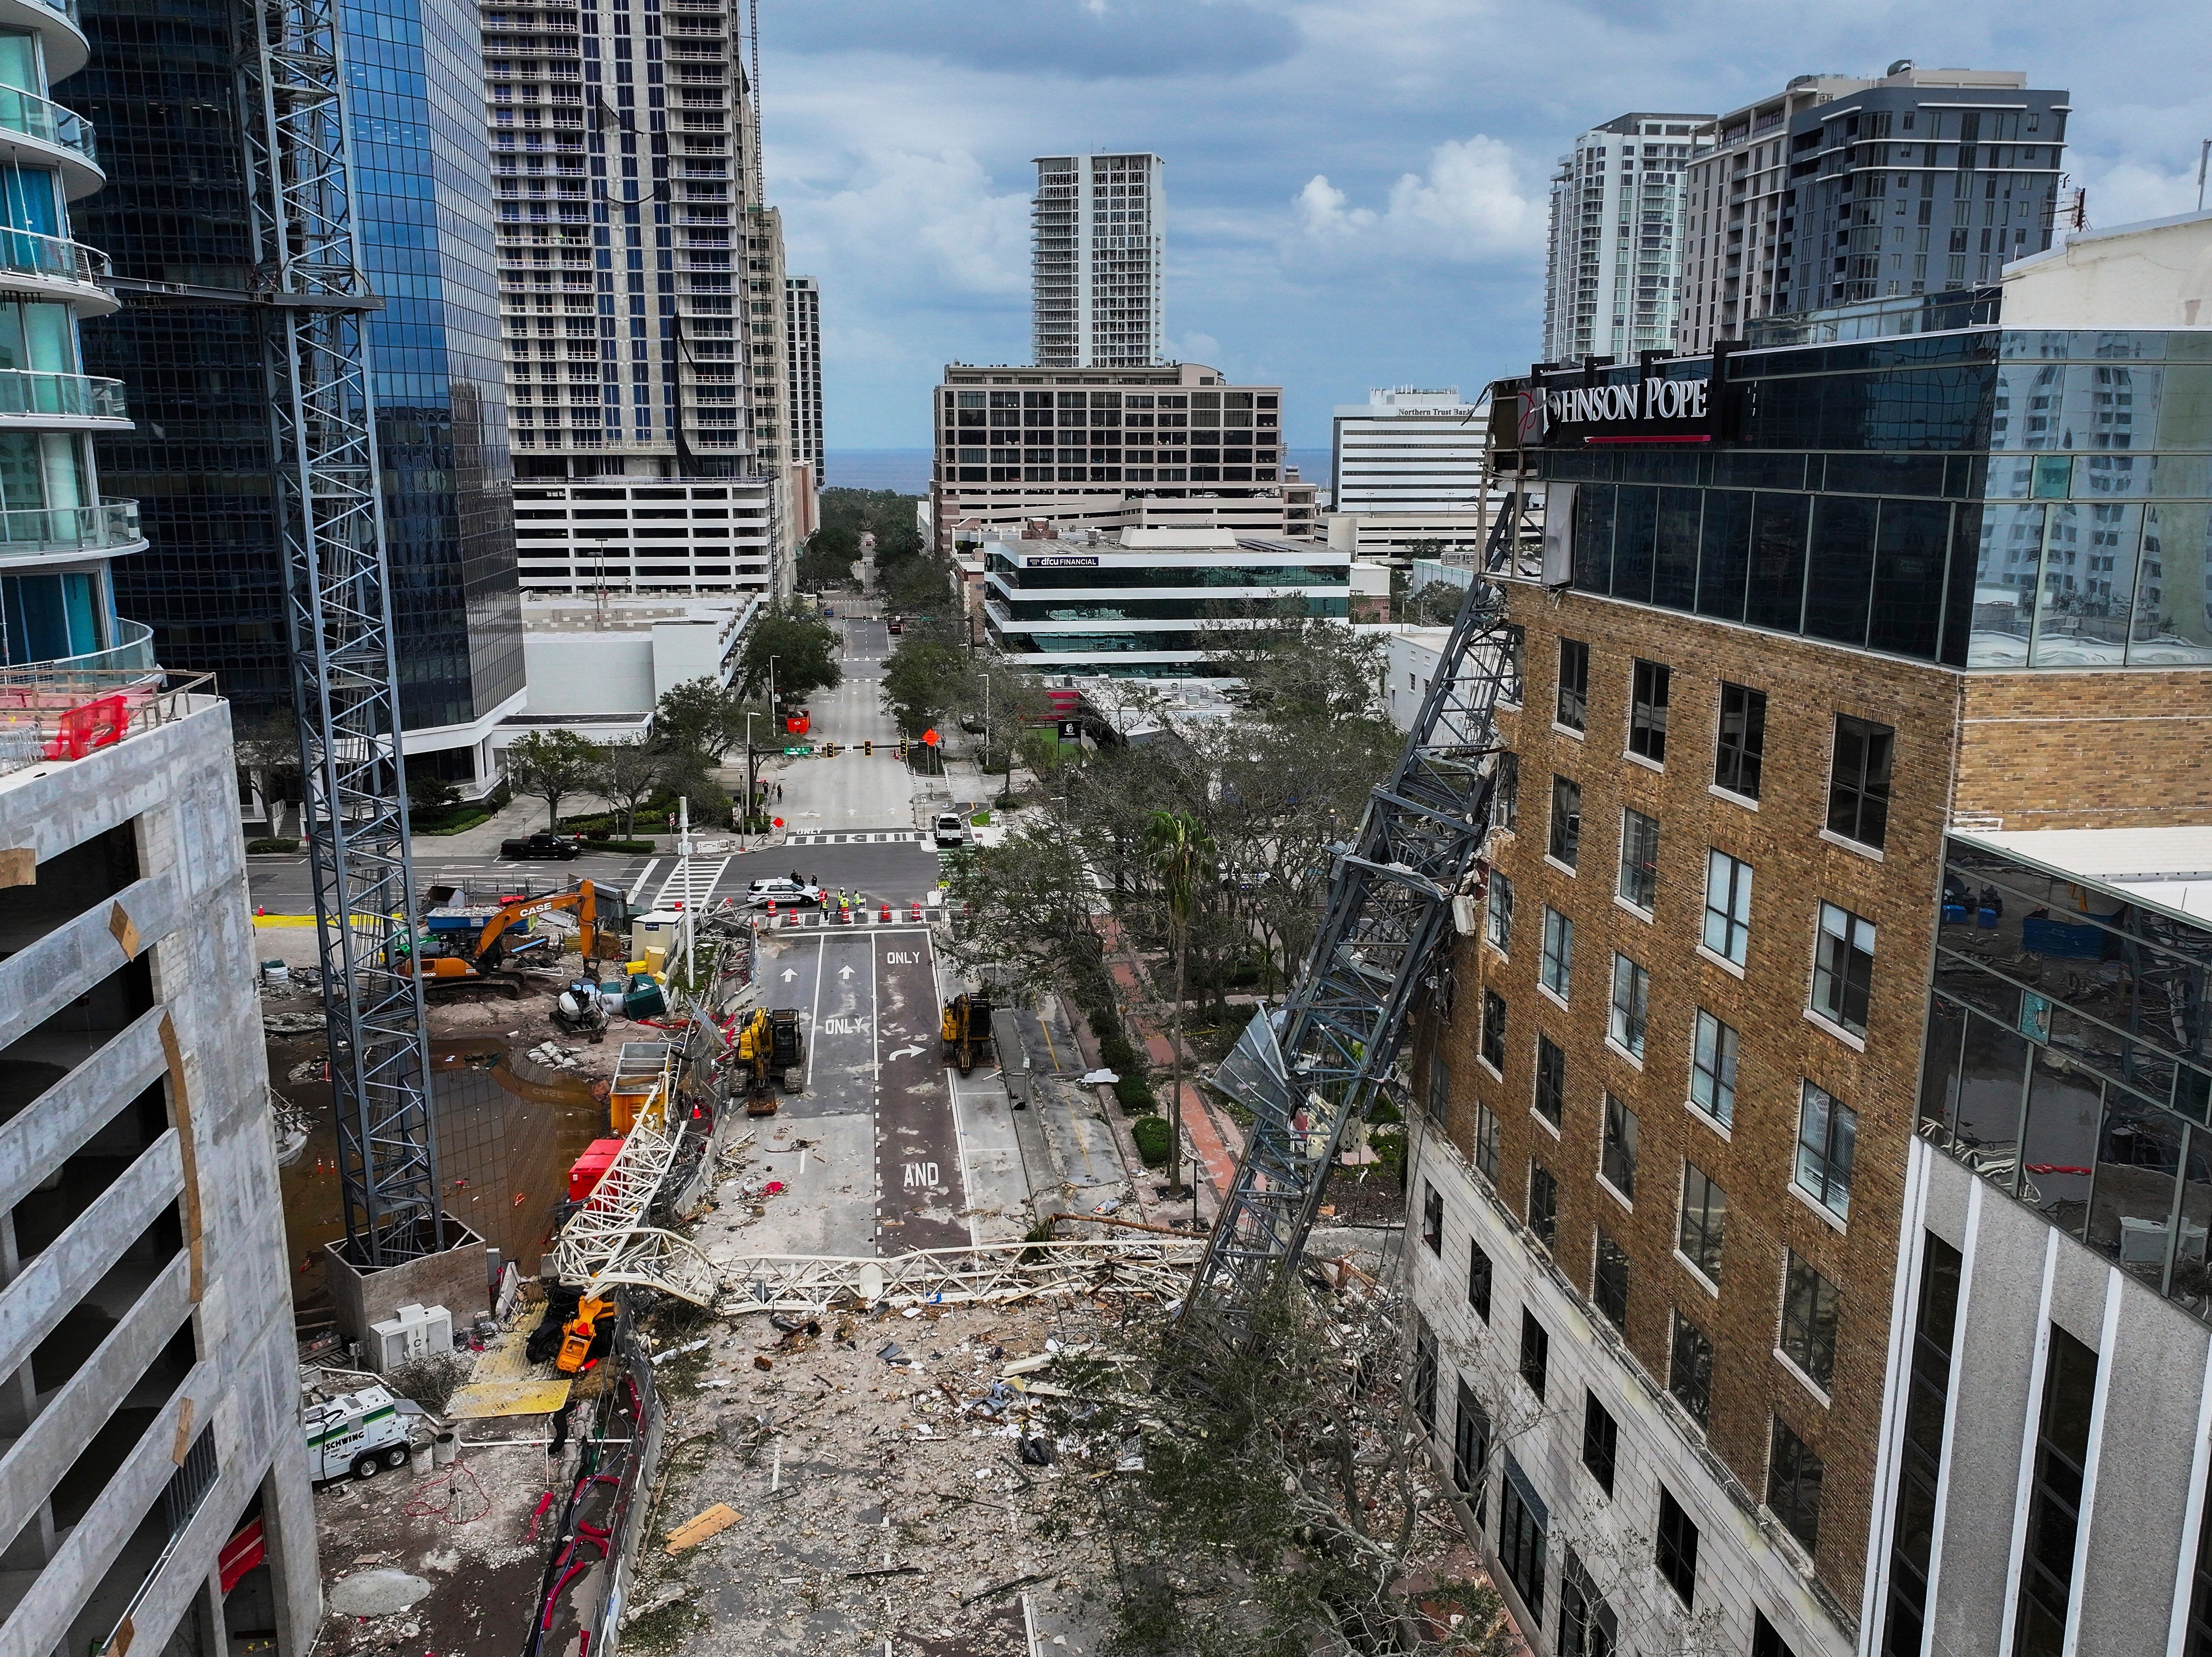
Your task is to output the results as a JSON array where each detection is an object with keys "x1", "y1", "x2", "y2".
[
  {"x1": 323, "y1": 1218, "x2": 488, "y2": 1361},
  {"x1": 2001, "y1": 210, "x2": 2212, "y2": 330},
  {"x1": 521, "y1": 634, "x2": 656, "y2": 718},
  {"x1": 0, "y1": 700, "x2": 318, "y2": 1657},
  {"x1": 1407, "y1": 1122, "x2": 1850, "y2": 1657},
  {"x1": 1898, "y1": 1144, "x2": 2212, "y2": 1657}
]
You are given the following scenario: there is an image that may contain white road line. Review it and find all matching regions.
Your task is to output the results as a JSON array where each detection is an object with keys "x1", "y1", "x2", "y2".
[
  {"x1": 627, "y1": 858, "x2": 661, "y2": 906},
  {"x1": 803, "y1": 933, "x2": 827, "y2": 1090},
  {"x1": 932, "y1": 933, "x2": 981, "y2": 1250}
]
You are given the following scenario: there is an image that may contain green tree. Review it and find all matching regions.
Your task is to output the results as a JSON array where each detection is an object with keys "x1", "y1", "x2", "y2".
[
  {"x1": 652, "y1": 677, "x2": 749, "y2": 764},
  {"x1": 505, "y1": 729, "x2": 601, "y2": 829},
  {"x1": 232, "y1": 711, "x2": 303, "y2": 831},
  {"x1": 880, "y1": 553, "x2": 955, "y2": 618},
  {"x1": 798, "y1": 521, "x2": 861, "y2": 592},
  {"x1": 1146, "y1": 809, "x2": 1216, "y2": 1193},
  {"x1": 657, "y1": 749, "x2": 732, "y2": 827},
  {"x1": 593, "y1": 735, "x2": 662, "y2": 838},
  {"x1": 737, "y1": 610, "x2": 842, "y2": 705},
  {"x1": 941, "y1": 815, "x2": 1100, "y2": 991},
  {"x1": 879, "y1": 636, "x2": 968, "y2": 735},
  {"x1": 1402, "y1": 578, "x2": 1467, "y2": 626}
]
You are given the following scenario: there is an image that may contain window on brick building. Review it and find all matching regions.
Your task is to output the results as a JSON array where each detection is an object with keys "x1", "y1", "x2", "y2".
[
  {"x1": 1454, "y1": 1380, "x2": 1490, "y2": 1522},
  {"x1": 1475, "y1": 1104, "x2": 1500, "y2": 1181},
  {"x1": 1781, "y1": 1250, "x2": 1840, "y2": 1391},
  {"x1": 1413, "y1": 1319, "x2": 1438, "y2": 1434},
  {"x1": 1679, "y1": 1162, "x2": 1727, "y2": 1283},
  {"x1": 1551, "y1": 776, "x2": 1582, "y2": 868},
  {"x1": 1422, "y1": 1182, "x2": 1443, "y2": 1252},
  {"x1": 1561, "y1": 1550, "x2": 1619, "y2": 1657},
  {"x1": 1486, "y1": 871, "x2": 1514, "y2": 953},
  {"x1": 1594, "y1": 1230, "x2": 1630, "y2": 1331},
  {"x1": 1714, "y1": 682, "x2": 1767, "y2": 799},
  {"x1": 1690, "y1": 1010, "x2": 1739, "y2": 1125},
  {"x1": 1542, "y1": 908, "x2": 1574, "y2": 998},
  {"x1": 1424, "y1": 1054, "x2": 1450, "y2": 1124},
  {"x1": 1827, "y1": 714, "x2": 1894, "y2": 850},
  {"x1": 1558, "y1": 637, "x2": 1590, "y2": 731},
  {"x1": 1670, "y1": 1312, "x2": 1714, "y2": 1426},
  {"x1": 1795, "y1": 1082, "x2": 1858, "y2": 1220},
  {"x1": 1619, "y1": 808, "x2": 1659, "y2": 912},
  {"x1": 1582, "y1": 1392, "x2": 1618, "y2": 1494},
  {"x1": 1601, "y1": 1095, "x2": 1639, "y2": 1200},
  {"x1": 1753, "y1": 1611, "x2": 1799, "y2": 1657},
  {"x1": 1812, "y1": 902, "x2": 1877, "y2": 1036},
  {"x1": 1500, "y1": 1468, "x2": 1548, "y2": 1621},
  {"x1": 1491, "y1": 752, "x2": 1519, "y2": 830},
  {"x1": 1609, "y1": 954, "x2": 1649, "y2": 1059},
  {"x1": 1768, "y1": 1416, "x2": 1825, "y2": 1554},
  {"x1": 1529, "y1": 1163, "x2": 1558, "y2": 1249},
  {"x1": 1628, "y1": 659, "x2": 1670, "y2": 763},
  {"x1": 1481, "y1": 990, "x2": 1507, "y2": 1073},
  {"x1": 1535, "y1": 1035, "x2": 1565, "y2": 1128},
  {"x1": 1702, "y1": 849, "x2": 1754, "y2": 965},
  {"x1": 1468, "y1": 1240, "x2": 1492, "y2": 1320},
  {"x1": 1655, "y1": 1487, "x2": 1700, "y2": 1608},
  {"x1": 1520, "y1": 1309, "x2": 1550, "y2": 1400}
]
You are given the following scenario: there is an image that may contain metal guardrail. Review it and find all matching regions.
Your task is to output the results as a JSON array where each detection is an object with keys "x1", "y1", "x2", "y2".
[
  {"x1": 0, "y1": 497, "x2": 138, "y2": 554},
  {"x1": 0, "y1": 226, "x2": 111, "y2": 288},
  {"x1": 0, "y1": 85, "x2": 96, "y2": 164},
  {"x1": 40, "y1": 616, "x2": 153, "y2": 673},
  {"x1": 0, "y1": 367, "x2": 126, "y2": 420},
  {"x1": 0, "y1": 667, "x2": 214, "y2": 775}
]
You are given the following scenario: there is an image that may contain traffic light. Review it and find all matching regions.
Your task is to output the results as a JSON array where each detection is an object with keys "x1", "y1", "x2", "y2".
[
  {"x1": 864, "y1": 739, "x2": 874, "y2": 757},
  {"x1": 823, "y1": 742, "x2": 839, "y2": 757},
  {"x1": 896, "y1": 739, "x2": 908, "y2": 762}
]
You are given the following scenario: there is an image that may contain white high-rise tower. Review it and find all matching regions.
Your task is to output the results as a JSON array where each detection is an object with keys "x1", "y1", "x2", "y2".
[{"x1": 1032, "y1": 153, "x2": 1165, "y2": 368}]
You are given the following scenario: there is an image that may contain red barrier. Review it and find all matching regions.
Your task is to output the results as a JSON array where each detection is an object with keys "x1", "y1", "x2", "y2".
[{"x1": 879, "y1": 902, "x2": 890, "y2": 922}]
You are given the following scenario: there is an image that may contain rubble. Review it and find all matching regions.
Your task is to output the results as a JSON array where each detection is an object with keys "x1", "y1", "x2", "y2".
[{"x1": 625, "y1": 1294, "x2": 1140, "y2": 1655}]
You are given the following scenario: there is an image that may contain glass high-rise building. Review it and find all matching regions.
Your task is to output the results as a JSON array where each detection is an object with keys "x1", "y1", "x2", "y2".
[{"x1": 60, "y1": 0, "x2": 525, "y2": 791}]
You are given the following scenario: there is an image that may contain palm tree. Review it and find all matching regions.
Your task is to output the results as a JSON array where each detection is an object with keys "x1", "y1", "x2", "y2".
[{"x1": 1146, "y1": 808, "x2": 1217, "y2": 1194}]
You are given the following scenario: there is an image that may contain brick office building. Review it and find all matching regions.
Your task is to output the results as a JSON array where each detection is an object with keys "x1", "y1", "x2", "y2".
[{"x1": 1404, "y1": 210, "x2": 2212, "y2": 1657}]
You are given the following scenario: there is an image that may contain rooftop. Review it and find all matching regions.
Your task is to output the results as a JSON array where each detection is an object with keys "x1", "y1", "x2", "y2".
[
  {"x1": 0, "y1": 668, "x2": 218, "y2": 789},
  {"x1": 1958, "y1": 826, "x2": 2212, "y2": 925}
]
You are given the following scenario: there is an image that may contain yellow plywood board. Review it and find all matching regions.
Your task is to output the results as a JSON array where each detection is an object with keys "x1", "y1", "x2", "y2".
[
  {"x1": 444, "y1": 1379, "x2": 573, "y2": 1419},
  {"x1": 666, "y1": 1504, "x2": 740, "y2": 1554}
]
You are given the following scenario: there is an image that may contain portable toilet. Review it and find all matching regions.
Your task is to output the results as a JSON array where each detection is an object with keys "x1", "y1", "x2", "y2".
[{"x1": 630, "y1": 910, "x2": 682, "y2": 974}]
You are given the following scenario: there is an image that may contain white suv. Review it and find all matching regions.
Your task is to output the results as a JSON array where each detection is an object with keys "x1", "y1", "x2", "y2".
[{"x1": 933, "y1": 814, "x2": 969, "y2": 848}]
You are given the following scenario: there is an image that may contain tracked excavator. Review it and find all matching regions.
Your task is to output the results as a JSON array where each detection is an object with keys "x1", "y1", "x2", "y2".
[
  {"x1": 940, "y1": 992, "x2": 995, "y2": 1075},
  {"x1": 412, "y1": 881, "x2": 609, "y2": 1000},
  {"x1": 734, "y1": 1007, "x2": 804, "y2": 1115}
]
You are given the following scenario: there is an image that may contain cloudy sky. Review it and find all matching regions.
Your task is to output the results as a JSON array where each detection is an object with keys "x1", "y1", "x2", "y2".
[{"x1": 762, "y1": 0, "x2": 2212, "y2": 450}]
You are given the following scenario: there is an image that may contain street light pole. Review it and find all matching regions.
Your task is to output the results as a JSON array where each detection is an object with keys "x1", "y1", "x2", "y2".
[{"x1": 743, "y1": 709, "x2": 759, "y2": 850}]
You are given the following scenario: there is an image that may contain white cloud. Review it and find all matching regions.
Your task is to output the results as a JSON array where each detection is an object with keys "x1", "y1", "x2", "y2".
[
  {"x1": 781, "y1": 149, "x2": 1032, "y2": 300},
  {"x1": 1292, "y1": 135, "x2": 1546, "y2": 262},
  {"x1": 2077, "y1": 157, "x2": 2205, "y2": 231}
]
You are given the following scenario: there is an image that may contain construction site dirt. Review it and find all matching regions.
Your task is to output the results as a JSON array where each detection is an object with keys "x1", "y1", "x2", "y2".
[
  {"x1": 312, "y1": 1435, "x2": 558, "y2": 1657},
  {"x1": 266, "y1": 962, "x2": 662, "y2": 1333}
]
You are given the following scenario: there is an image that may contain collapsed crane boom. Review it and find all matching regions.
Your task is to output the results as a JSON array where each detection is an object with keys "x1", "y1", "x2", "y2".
[{"x1": 1185, "y1": 505, "x2": 1524, "y2": 1356}]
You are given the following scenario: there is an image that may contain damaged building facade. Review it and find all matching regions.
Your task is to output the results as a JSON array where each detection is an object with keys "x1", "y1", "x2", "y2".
[{"x1": 1408, "y1": 210, "x2": 2212, "y2": 1657}]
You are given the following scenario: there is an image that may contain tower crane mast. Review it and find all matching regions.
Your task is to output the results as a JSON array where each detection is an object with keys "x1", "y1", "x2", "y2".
[{"x1": 1188, "y1": 495, "x2": 1532, "y2": 1357}]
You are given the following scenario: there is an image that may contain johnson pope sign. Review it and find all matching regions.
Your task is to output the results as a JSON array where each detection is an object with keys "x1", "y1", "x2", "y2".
[{"x1": 1522, "y1": 374, "x2": 1736, "y2": 447}]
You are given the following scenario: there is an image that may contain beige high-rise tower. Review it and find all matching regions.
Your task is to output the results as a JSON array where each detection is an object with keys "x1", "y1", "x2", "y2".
[{"x1": 1032, "y1": 152, "x2": 1165, "y2": 368}]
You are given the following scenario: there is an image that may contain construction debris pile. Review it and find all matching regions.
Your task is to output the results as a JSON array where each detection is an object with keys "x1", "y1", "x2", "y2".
[{"x1": 621, "y1": 1294, "x2": 1143, "y2": 1656}]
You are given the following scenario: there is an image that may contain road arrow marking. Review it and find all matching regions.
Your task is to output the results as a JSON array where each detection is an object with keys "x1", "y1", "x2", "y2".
[
  {"x1": 781, "y1": 968, "x2": 797, "y2": 982},
  {"x1": 839, "y1": 965, "x2": 855, "y2": 981},
  {"x1": 885, "y1": 1044, "x2": 924, "y2": 1062}
]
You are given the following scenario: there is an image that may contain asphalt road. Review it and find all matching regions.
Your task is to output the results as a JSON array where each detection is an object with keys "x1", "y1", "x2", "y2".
[{"x1": 247, "y1": 615, "x2": 943, "y2": 918}]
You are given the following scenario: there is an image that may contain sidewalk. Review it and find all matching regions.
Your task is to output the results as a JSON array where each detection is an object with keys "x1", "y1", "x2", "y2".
[{"x1": 1093, "y1": 912, "x2": 1245, "y2": 1213}]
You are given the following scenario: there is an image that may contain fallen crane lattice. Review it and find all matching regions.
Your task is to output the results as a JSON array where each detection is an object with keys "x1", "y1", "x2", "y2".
[
  {"x1": 552, "y1": 1051, "x2": 717, "y2": 1305},
  {"x1": 717, "y1": 1239, "x2": 1207, "y2": 1314}
]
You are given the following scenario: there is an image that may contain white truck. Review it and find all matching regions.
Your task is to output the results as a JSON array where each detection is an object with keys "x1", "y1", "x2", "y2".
[
  {"x1": 933, "y1": 813, "x2": 969, "y2": 848},
  {"x1": 304, "y1": 1385, "x2": 414, "y2": 1482}
]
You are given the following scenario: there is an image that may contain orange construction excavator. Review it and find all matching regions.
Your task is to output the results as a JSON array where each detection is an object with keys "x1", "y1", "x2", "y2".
[{"x1": 415, "y1": 880, "x2": 609, "y2": 994}]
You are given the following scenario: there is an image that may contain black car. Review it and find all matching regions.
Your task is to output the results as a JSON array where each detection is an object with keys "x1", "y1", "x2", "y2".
[{"x1": 501, "y1": 832, "x2": 584, "y2": 860}]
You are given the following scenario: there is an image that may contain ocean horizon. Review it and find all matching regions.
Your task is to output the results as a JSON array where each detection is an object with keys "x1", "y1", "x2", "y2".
[{"x1": 824, "y1": 447, "x2": 1333, "y2": 498}]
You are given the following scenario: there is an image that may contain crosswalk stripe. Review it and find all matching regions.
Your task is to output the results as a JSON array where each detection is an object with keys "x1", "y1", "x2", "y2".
[{"x1": 653, "y1": 855, "x2": 730, "y2": 909}]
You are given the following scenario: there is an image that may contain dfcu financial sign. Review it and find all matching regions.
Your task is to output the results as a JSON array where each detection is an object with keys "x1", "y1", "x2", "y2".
[{"x1": 1522, "y1": 376, "x2": 1725, "y2": 447}]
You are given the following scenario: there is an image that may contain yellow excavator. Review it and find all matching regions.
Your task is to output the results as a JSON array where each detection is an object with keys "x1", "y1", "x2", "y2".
[
  {"x1": 941, "y1": 992, "x2": 995, "y2": 1075},
  {"x1": 414, "y1": 881, "x2": 607, "y2": 996},
  {"x1": 735, "y1": 1007, "x2": 805, "y2": 1115},
  {"x1": 555, "y1": 1292, "x2": 616, "y2": 1375}
]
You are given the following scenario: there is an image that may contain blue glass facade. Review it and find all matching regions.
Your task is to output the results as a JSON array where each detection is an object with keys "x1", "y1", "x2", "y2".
[
  {"x1": 1512, "y1": 329, "x2": 2212, "y2": 671},
  {"x1": 62, "y1": 0, "x2": 523, "y2": 750}
]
